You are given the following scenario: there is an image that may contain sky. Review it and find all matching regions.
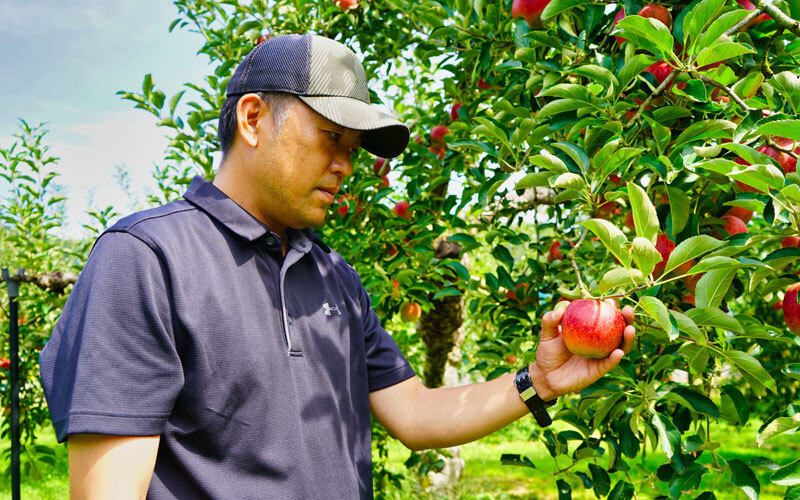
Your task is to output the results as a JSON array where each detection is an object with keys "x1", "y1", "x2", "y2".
[{"x1": 0, "y1": 0, "x2": 213, "y2": 239}]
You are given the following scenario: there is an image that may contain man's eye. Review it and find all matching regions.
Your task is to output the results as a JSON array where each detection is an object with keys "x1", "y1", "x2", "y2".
[{"x1": 328, "y1": 131, "x2": 341, "y2": 141}]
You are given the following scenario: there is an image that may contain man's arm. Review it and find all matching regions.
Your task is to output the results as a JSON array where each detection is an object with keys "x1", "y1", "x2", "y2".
[
  {"x1": 68, "y1": 434, "x2": 160, "y2": 500},
  {"x1": 370, "y1": 301, "x2": 635, "y2": 451}
]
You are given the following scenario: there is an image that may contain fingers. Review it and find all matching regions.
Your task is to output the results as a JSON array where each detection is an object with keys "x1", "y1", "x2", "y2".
[
  {"x1": 597, "y1": 348, "x2": 624, "y2": 375},
  {"x1": 621, "y1": 305, "x2": 634, "y2": 325},
  {"x1": 620, "y1": 324, "x2": 635, "y2": 354},
  {"x1": 540, "y1": 307, "x2": 565, "y2": 342}
]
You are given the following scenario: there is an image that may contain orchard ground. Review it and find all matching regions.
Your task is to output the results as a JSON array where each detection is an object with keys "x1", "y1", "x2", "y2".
[{"x1": 3, "y1": 418, "x2": 798, "y2": 499}]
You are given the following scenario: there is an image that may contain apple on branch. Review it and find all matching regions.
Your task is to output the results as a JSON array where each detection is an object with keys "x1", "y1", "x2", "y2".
[
  {"x1": 783, "y1": 283, "x2": 800, "y2": 334},
  {"x1": 511, "y1": 0, "x2": 552, "y2": 28},
  {"x1": 400, "y1": 303, "x2": 422, "y2": 323}
]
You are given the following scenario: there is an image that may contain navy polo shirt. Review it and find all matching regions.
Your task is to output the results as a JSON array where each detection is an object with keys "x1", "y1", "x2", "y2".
[{"x1": 40, "y1": 175, "x2": 415, "y2": 499}]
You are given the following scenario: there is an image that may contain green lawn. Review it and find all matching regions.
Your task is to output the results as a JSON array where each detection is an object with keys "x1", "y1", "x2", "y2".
[{"x1": 2, "y1": 418, "x2": 797, "y2": 499}]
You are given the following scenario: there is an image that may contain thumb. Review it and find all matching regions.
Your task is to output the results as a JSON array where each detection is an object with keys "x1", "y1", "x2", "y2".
[{"x1": 540, "y1": 307, "x2": 565, "y2": 342}]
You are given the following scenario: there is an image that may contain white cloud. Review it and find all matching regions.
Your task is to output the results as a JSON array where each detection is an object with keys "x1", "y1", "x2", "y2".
[{"x1": 45, "y1": 110, "x2": 200, "y2": 240}]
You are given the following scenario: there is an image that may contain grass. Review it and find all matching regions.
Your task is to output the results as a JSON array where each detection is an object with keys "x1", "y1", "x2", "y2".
[{"x1": 2, "y1": 418, "x2": 797, "y2": 499}]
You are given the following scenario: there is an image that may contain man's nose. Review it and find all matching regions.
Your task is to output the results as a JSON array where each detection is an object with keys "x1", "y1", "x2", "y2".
[{"x1": 331, "y1": 148, "x2": 353, "y2": 178}]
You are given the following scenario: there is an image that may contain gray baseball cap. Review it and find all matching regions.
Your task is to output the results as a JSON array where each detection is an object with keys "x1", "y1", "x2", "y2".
[{"x1": 226, "y1": 34, "x2": 409, "y2": 158}]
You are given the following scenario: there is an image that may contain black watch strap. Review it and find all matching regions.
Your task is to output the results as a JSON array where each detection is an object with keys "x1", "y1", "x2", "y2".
[{"x1": 514, "y1": 366, "x2": 557, "y2": 427}]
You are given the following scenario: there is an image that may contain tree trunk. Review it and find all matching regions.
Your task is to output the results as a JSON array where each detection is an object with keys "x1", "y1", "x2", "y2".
[{"x1": 417, "y1": 238, "x2": 467, "y2": 496}]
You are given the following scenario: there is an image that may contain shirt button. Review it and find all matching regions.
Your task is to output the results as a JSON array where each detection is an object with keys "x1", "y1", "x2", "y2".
[
  {"x1": 266, "y1": 237, "x2": 276, "y2": 246},
  {"x1": 287, "y1": 316, "x2": 293, "y2": 325}
]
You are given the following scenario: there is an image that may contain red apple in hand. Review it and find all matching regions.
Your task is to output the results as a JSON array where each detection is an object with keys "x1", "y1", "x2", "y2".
[
  {"x1": 561, "y1": 299, "x2": 626, "y2": 359},
  {"x1": 783, "y1": 283, "x2": 800, "y2": 334},
  {"x1": 0, "y1": 358, "x2": 9, "y2": 370},
  {"x1": 511, "y1": 0, "x2": 552, "y2": 28},
  {"x1": 639, "y1": 4, "x2": 673, "y2": 29}
]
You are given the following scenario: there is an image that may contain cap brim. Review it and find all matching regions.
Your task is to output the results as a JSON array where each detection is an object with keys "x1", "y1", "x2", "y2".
[{"x1": 298, "y1": 96, "x2": 409, "y2": 158}]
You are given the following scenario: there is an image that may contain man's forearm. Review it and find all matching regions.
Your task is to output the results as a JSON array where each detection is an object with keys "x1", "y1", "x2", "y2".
[{"x1": 386, "y1": 363, "x2": 556, "y2": 451}]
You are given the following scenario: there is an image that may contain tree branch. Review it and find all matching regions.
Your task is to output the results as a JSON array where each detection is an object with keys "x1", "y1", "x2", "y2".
[
  {"x1": 724, "y1": 10, "x2": 765, "y2": 36},
  {"x1": 13, "y1": 272, "x2": 79, "y2": 295},
  {"x1": 689, "y1": 71, "x2": 754, "y2": 111},
  {"x1": 751, "y1": 0, "x2": 800, "y2": 38},
  {"x1": 624, "y1": 70, "x2": 679, "y2": 128}
]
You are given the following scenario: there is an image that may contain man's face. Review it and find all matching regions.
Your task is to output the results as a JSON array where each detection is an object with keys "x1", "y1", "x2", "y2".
[{"x1": 252, "y1": 99, "x2": 362, "y2": 234}]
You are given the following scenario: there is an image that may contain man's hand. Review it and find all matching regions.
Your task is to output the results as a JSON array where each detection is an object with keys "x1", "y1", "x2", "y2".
[{"x1": 530, "y1": 299, "x2": 635, "y2": 401}]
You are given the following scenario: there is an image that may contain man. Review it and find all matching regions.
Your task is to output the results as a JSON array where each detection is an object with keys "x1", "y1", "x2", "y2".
[{"x1": 40, "y1": 34, "x2": 634, "y2": 499}]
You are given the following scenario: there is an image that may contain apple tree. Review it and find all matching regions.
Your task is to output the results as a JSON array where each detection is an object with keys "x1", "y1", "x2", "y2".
[{"x1": 116, "y1": 0, "x2": 800, "y2": 497}]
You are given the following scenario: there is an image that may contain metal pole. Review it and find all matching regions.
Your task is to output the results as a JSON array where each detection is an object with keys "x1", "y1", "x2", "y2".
[{"x1": 2, "y1": 268, "x2": 22, "y2": 500}]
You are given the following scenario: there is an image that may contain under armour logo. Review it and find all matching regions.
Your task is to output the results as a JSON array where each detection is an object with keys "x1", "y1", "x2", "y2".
[{"x1": 323, "y1": 302, "x2": 341, "y2": 316}]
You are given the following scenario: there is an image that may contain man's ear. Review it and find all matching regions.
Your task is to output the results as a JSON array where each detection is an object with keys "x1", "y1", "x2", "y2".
[{"x1": 235, "y1": 94, "x2": 270, "y2": 148}]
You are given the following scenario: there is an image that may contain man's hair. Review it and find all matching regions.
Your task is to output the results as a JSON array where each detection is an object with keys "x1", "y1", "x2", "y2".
[{"x1": 218, "y1": 92, "x2": 298, "y2": 158}]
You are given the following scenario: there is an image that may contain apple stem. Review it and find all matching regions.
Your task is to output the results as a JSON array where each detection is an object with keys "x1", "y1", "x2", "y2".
[
  {"x1": 752, "y1": 0, "x2": 800, "y2": 38},
  {"x1": 624, "y1": 70, "x2": 679, "y2": 129},
  {"x1": 568, "y1": 229, "x2": 592, "y2": 299},
  {"x1": 689, "y1": 71, "x2": 754, "y2": 111}
]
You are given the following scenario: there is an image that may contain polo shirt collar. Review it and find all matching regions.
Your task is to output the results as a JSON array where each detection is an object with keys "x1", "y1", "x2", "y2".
[{"x1": 182, "y1": 176, "x2": 331, "y2": 253}]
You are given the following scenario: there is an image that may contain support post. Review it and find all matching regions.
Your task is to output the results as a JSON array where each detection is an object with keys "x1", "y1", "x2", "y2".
[{"x1": 2, "y1": 268, "x2": 23, "y2": 500}]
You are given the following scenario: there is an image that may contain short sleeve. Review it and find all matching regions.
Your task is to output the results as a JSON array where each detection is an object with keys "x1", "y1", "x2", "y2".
[
  {"x1": 39, "y1": 231, "x2": 184, "y2": 443},
  {"x1": 347, "y1": 266, "x2": 415, "y2": 392}
]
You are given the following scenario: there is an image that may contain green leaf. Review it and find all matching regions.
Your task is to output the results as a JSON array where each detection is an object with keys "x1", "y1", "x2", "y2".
[
  {"x1": 516, "y1": 172, "x2": 553, "y2": 189},
  {"x1": 531, "y1": 151, "x2": 569, "y2": 174},
  {"x1": 541, "y1": 0, "x2": 592, "y2": 20},
  {"x1": 758, "y1": 414, "x2": 800, "y2": 447},
  {"x1": 668, "y1": 386, "x2": 720, "y2": 417},
  {"x1": 688, "y1": 256, "x2": 741, "y2": 274},
  {"x1": 553, "y1": 142, "x2": 590, "y2": 172},
  {"x1": 618, "y1": 54, "x2": 658, "y2": 90},
  {"x1": 673, "y1": 120, "x2": 735, "y2": 150},
  {"x1": 679, "y1": 343, "x2": 710, "y2": 374},
  {"x1": 667, "y1": 187, "x2": 690, "y2": 237},
  {"x1": 721, "y1": 385, "x2": 749, "y2": 426},
  {"x1": 720, "y1": 350, "x2": 777, "y2": 396},
  {"x1": 728, "y1": 459, "x2": 760, "y2": 500},
  {"x1": 695, "y1": 10, "x2": 750, "y2": 53},
  {"x1": 631, "y1": 237, "x2": 662, "y2": 277},
  {"x1": 628, "y1": 183, "x2": 658, "y2": 243},
  {"x1": 682, "y1": 0, "x2": 725, "y2": 46},
  {"x1": 581, "y1": 219, "x2": 631, "y2": 266},
  {"x1": 695, "y1": 268, "x2": 737, "y2": 308},
  {"x1": 670, "y1": 310, "x2": 704, "y2": 343},
  {"x1": 538, "y1": 98, "x2": 585, "y2": 118},
  {"x1": 599, "y1": 267, "x2": 646, "y2": 294},
  {"x1": 500, "y1": 453, "x2": 537, "y2": 469},
  {"x1": 696, "y1": 41, "x2": 755, "y2": 68},
  {"x1": 651, "y1": 413, "x2": 681, "y2": 459},
  {"x1": 572, "y1": 65, "x2": 619, "y2": 92},
  {"x1": 784, "y1": 363, "x2": 800, "y2": 381},
  {"x1": 168, "y1": 90, "x2": 186, "y2": 116},
  {"x1": 753, "y1": 120, "x2": 800, "y2": 142},
  {"x1": 686, "y1": 307, "x2": 743, "y2": 333},
  {"x1": 607, "y1": 480, "x2": 635, "y2": 500},
  {"x1": 616, "y1": 16, "x2": 675, "y2": 57},
  {"x1": 639, "y1": 296, "x2": 677, "y2": 340},
  {"x1": 589, "y1": 463, "x2": 611, "y2": 497},
  {"x1": 663, "y1": 235, "x2": 725, "y2": 275},
  {"x1": 432, "y1": 288, "x2": 462, "y2": 300},
  {"x1": 771, "y1": 458, "x2": 800, "y2": 487},
  {"x1": 553, "y1": 172, "x2": 585, "y2": 190}
]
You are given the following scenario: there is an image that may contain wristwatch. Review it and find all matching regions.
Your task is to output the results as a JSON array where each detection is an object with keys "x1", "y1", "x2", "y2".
[{"x1": 514, "y1": 366, "x2": 557, "y2": 427}]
